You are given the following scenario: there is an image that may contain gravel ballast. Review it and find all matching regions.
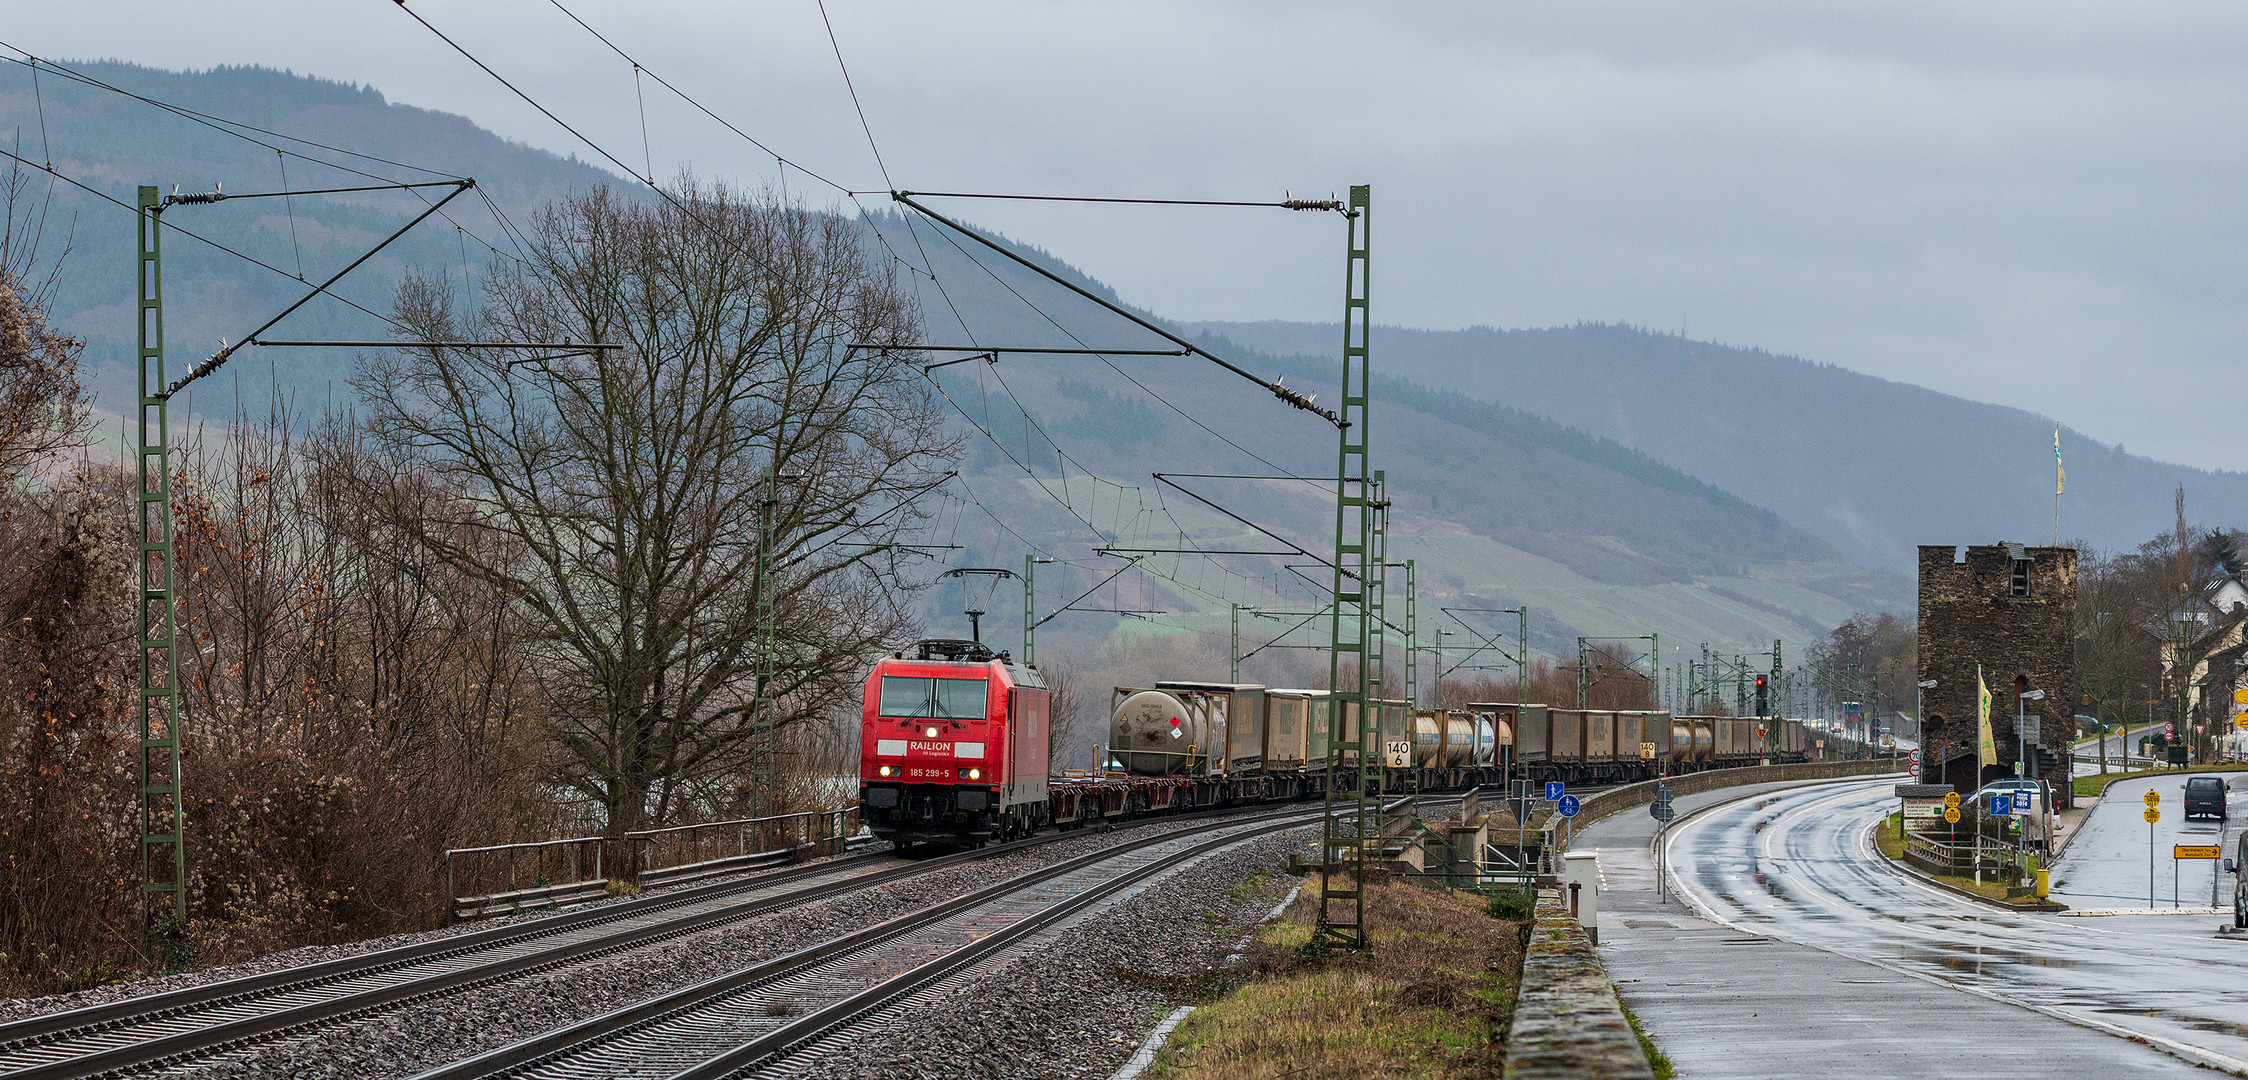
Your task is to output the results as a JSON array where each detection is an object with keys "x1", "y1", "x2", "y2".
[
  {"x1": 107, "y1": 813, "x2": 1315, "y2": 1078},
  {"x1": 786, "y1": 826, "x2": 1318, "y2": 1080},
  {"x1": 0, "y1": 844, "x2": 886, "y2": 1027}
]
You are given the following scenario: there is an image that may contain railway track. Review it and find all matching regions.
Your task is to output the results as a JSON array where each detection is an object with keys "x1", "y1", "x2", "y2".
[
  {"x1": 0, "y1": 803, "x2": 1294, "y2": 1080},
  {"x1": 406, "y1": 804, "x2": 1328, "y2": 1080}
]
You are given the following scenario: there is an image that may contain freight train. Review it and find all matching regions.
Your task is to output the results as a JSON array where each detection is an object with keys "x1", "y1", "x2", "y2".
[{"x1": 855, "y1": 639, "x2": 1816, "y2": 848}]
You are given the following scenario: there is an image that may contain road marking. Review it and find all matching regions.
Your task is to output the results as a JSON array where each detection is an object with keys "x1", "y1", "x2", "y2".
[{"x1": 1662, "y1": 784, "x2": 2248, "y2": 1076}]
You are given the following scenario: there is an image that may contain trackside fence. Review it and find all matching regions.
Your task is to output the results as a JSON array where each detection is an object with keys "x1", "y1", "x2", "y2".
[{"x1": 443, "y1": 806, "x2": 860, "y2": 920}]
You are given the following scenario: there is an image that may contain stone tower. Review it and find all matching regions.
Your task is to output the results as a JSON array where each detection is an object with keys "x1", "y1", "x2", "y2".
[{"x1": 1916, "y1": 542, "x2": 2078, "y2": 807}]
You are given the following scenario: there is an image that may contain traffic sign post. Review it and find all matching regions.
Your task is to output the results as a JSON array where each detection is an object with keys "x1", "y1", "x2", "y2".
[
  {"x1": 1650, "y1": 781, "x2": 1676, "y2": 902},
  {"x1": 1552, "y1": 792, "x2": 1582, "y2": 851},
  {"x1": 2146, "y1": 790, "x2": 2162, "y2": 908},
  {"x1": 2180, "y1": 844, "x2": 2224, "y2": 906}
]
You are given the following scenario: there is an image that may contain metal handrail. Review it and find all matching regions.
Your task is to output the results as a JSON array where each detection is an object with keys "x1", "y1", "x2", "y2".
[
  {"x1": 446, "y1": 835, "x2": 608, "y2": 857},
  {"x1": 443, "y1": 807, "x2": 860, "y2": 917},
  {"x1": 623, "y1": 806, "x2": 851, "y2": 840}
]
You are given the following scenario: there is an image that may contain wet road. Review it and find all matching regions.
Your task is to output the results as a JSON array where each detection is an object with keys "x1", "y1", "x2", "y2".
[
  {"x1": 2075, "y1": 723, "x2": 2162, "y2": 772},
  {"x1": 2051, "y1": 770, "x2": 2248, "y2": 910},
  {"x1": 1664, "y1": 776, "x2": 2248, "y2": 1072}
]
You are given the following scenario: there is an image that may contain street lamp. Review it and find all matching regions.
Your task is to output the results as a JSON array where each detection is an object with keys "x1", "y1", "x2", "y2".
[
  {"x1": 1917, "y1": 679, "x2": 1937, "y2": 782},
  {"x1": 2018, "y1": 687, "x2": 2047, "y2": 779}
]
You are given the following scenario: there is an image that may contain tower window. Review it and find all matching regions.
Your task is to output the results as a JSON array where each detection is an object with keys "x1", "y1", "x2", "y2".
[{"x1": 2010, "y1": 559, "x2": 2030, "y2": 597}]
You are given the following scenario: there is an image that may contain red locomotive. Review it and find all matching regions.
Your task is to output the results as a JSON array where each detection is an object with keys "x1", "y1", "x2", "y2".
[{"x1": 858, "y1": 639, "x2": 1049, "y2": 847}]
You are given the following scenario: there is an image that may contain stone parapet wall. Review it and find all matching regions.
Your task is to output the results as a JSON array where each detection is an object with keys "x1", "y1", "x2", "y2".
[
  {"x1": 1548, "y1": 759, "x2": 1904, "y2": 845},
  {"x1": 1504, "y1": 892, "x2": 1655, "y2": 1079}
]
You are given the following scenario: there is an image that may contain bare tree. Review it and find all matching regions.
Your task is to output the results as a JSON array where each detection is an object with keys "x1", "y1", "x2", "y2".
[
  {"x1": 0, "y1": 158, "x2": 83, "y2": 481},
  {"x1": 356, "y1": 181, "x2": 956, "y2": 831},
  {"x1": 1042, "y1": 657, "x2": 1085, "y2": 768}
]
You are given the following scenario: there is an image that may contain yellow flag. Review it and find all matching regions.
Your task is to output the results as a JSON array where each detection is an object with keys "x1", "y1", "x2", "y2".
[
  {"x1": 2055, "y1": 425, "x2": 2064, "y2": 495},
  {"x1": 1977, "y1": 667, "x2": 1996, "y2": 769}
]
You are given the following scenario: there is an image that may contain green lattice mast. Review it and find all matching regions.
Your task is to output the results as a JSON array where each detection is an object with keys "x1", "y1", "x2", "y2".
[
  {"x1": 136, "y1": 187, "x2": 187, "y2": 936},
  {"x1": 1316, "y1": 185, "x2": 1374, "y2": 952}
]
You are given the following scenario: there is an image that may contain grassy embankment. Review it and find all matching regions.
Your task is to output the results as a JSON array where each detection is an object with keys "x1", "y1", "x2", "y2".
[
  {"x1": 1144, "y1": 879, "x2": 1536, "y2": 1080},
  {"x1": 1873, "y1": 811, "x2": 2049, "y2": 905},
  {"x1": 2072, "y1": 764, "x2": 2248, "y2": 801}
]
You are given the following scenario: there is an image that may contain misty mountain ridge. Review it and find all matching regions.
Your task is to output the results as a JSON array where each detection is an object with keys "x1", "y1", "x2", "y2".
[
  {"x1": 1182, "y1": 320, "x2": 2248, "y2": 575},
  {"x1": 15, "y1": 59, "x2": 1922, "y2": 659}
]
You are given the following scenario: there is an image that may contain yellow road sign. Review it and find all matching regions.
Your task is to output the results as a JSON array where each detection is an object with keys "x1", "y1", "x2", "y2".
[
  {"x1": 1944, "y1": 792, "x2": 1961, "y2": 808},
  {"x1": 2176, "y1": 844, "x2": 2221, "y2": 860},
  {"x1": 2235, "y1": 688, "x2": 2248, "y2": 705},
  {"x1": 2145, "y1": 790, "x2": 2162, "y2": 807},
  {"x1": 1943, "y1": 807, "x2": 1960, "y2": 823},
  {"x1": 2145, "y1": 807, "x2": 2161, "y2": 823},
  {"x1": 2235, "y1": 714, "x2": 2248, "y2": 731}
]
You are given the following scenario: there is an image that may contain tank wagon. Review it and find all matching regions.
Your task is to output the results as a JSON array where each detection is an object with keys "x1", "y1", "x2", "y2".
[{"x1": 856, "y1": 640, "x2": 1819, "y2": 848}]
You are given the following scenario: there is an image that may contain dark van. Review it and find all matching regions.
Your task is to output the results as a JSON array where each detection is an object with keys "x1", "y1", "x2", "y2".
[{"x1": 2185, "y1": 776, "x2": 2229, "y2": 822}]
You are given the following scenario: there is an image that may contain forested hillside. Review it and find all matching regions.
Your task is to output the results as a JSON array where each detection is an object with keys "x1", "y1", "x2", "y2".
[
  {"x1": 11, "y1": 58, "x2": 1903, "y2": 670},
  {"x1": 1184, "y1": 320, "x2": 2248, "y2": 574}
]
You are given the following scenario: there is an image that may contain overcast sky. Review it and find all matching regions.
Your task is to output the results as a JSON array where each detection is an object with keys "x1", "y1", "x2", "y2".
[{"x1": 19, "y1": 1, "x2": 2248, "y2": 470}]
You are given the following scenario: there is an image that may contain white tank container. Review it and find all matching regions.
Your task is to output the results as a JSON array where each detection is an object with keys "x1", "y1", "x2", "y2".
[{"x1": 1110, "y1": 688, "x2": 1216, "y2": 775}]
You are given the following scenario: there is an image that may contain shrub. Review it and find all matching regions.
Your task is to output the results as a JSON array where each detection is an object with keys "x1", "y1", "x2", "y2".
[{"x1": 1484, "y1": 887, "x2": 1536, "y2": 921}]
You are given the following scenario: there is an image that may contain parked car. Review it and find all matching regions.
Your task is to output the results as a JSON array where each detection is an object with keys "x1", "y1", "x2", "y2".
[
  {"x1": 1971, "y1": 779, "x2": 2056, "y2": 851},
  {"x1": 2185, "y1": 775, "x2": 2230, "y2": 822}
]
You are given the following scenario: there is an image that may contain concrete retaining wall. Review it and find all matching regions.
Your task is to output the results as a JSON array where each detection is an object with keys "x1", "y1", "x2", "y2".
[
  {"x1": 1549, "y1": 758, "x2": 1905, "y2": 848},
  {"x1": 1504, "y1": 891, "x2": 1654, "y2": 1080}
]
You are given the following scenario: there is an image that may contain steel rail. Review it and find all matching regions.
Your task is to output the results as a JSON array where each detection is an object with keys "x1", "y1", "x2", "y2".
[
  {"x1": 407, "y1": 804, "x2": 1341, "y2": 1080},
  {"x1": 0, "y1": 798, "x2": 1366, "y2": 1079},
  {"x1": 0, "y1": 823, "x2": 1111, "y2": 1078},
  {"x1": 0, "y1": 854, "x2": 909, "y2": 1080}
]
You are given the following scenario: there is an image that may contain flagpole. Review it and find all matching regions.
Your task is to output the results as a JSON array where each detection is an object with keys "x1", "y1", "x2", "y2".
[{"x1": 2054, "y1": 424, "x2": 2063, "y2": 547}]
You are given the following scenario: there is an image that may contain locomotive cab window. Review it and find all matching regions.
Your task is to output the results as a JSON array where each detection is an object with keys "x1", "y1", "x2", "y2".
[{"x1": 878, "y1": 677, "x2": 989, "y2": 719}]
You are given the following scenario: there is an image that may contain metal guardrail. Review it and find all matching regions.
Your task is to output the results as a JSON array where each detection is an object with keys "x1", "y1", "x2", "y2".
[
  {"x1": 630, "y1": 808, "x2": 857, "y2": 890},
  {"x1": 1904, "y1": 828, "x2": 2030, "y2": 886},
  {"x1": 443, "y1": 836, "x2": 611, "y2": 919},
  {"x1": 443, "y1": 807, "x2": 860, "y2": 920}
]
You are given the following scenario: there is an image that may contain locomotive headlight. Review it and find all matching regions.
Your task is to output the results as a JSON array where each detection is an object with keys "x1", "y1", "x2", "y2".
[
  {"x1": 878, "y1": 765, "x2": 894, "y2": 777},
  {"x1": 969, "y1": 767, "x2": 981, "y2": 779},
  {"x1": 924, "y1": 725, "x2": 940, "y2": 739}
]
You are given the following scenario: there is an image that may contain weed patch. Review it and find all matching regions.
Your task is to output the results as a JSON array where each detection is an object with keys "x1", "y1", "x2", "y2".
[
  {"x1": 1148, "y1": 880, "x2": 1530, "y2": 1079},
  {"x1": 1616, "y1": 992, "x2": 1674, "y2": 1080}
]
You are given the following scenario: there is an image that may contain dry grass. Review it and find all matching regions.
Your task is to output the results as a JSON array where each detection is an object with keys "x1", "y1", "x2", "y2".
[
  {"x1": 1874, "y1": 812, "x2": 1907, "y2": 860},
  {"x1": 1149, "y1": 880, "x2": 1530, "y2": 1079}
]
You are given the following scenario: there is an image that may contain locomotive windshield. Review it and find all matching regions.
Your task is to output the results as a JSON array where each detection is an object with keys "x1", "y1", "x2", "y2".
[{"x1": 878, "y1": 676, "x2": 989, "y2": 719}]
